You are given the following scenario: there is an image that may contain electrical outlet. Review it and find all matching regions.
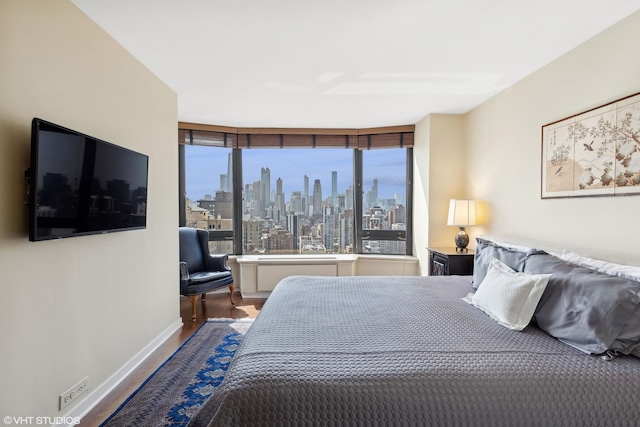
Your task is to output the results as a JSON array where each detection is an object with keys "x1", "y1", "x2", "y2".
[{"x1": 59, "y1": 376, "x2": 89, "y2": 410}]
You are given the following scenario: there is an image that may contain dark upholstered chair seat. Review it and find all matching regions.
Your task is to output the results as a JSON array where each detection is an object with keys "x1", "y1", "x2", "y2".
[
  {"x1": 179, "y1": 227, "x2": 235, "y2": 320},
  {"x1": 189, "y1": 271, "x2": 232, "y2": 285}
]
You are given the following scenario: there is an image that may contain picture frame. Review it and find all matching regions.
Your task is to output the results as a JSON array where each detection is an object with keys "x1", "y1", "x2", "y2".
[{"x1": 541, "y1": 91, "x2": 640, "y2": 199}]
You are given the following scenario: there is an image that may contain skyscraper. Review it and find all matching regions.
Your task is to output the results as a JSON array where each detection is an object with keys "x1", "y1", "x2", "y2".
[
  {"x1": 331, "y1": 171, "x2": 338, "y2": 206},
  {"x1": 290, "y1": 191, "x2": 302, "y2": 213},
  {"x1": 303, "y1": 174, "x2": 309, "y2": 215},
  {"x1": 226, "y1": 152, "x2": 233, "y2": 192},
  {"x1": 287, "y1": 213, "x2": 300, "y2": 250},
  {"x1": 372, "y1": 179, "x2": 378, "y2": 204},
  {"x1": 366, "y1": 179, "x2": 379, "y2": 209},
  {"x1": 220, "y1": 152, "x2": 233, "y2": 193},
  {"x1": 260, "y1": 167, "x2": 270, "y2": 211},
  {"x1": 345, "y1": 185, "x2": 353, "y2": 211},
  {"x1": 323, "y1": 205, "x2": 335, "y2": 253},
  {"x1": 312, "y1": 179, "x2": 322, "y2": 217},
  {"x1": 276, "y1": 177, "x2": 285, "y2": 217}
]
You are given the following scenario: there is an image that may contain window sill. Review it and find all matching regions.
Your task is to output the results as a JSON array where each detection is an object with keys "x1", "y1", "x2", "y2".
[{"x1": 230, "y1": 254, "x2": 420, "y2": 297}]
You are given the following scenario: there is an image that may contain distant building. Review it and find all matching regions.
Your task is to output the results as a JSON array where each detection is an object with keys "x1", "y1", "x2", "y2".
[
  {"x1": 331, "y1": 171, "x2": 338, "y2": 206},
  {"x1": 323, "y1": 205, "x2": 336, "y2": 253},
  {"x1": 345, "y1": 186, "x2": 353, "y2": 211},
  {"x1": 242, "y1": 219, "x2": 261, "y2": 253},
  {"x1": 260, "y1": 167, "x2": 270, "y2": 211},
  {"x1": 270, "y1": 227, "x2": 293, "y2": 253},
  {"x1": 214, "y1": 191, "x2": 233, "y2": 219},
  {"x1": 299, "y1": 236, "x2": 326, "y2": 254},
  {"x1": 312, "y1": 179, "x2": 322, "y2": 217},
  {"x1": 287, "y1": 214, "x2": 300, "y2": 250},
  {"x1": 185, "y1": 205, "x2": 209, "y2": 228}
]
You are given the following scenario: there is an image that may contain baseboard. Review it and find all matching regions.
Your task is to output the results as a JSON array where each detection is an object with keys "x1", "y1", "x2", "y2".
[
  {"x1": 240, "y1": 290, "x2": 272, "y2": 299},
  {"x1": 58, "y1": 317, "x2": 183, "y2": 426}
]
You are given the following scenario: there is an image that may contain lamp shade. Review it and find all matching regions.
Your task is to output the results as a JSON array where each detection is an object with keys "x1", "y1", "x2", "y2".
[{"x1": 447, "y1": 199, "x2": 477, "y2": 227}]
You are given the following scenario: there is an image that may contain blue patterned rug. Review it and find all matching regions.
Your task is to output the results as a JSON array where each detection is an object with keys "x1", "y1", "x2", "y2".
[{"x1": 100, "y1": 318, "x2": 254, "y2": 427}]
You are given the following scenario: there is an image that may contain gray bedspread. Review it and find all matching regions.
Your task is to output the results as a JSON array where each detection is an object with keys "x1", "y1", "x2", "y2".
[{"x1": 189, "y1": 275, "x2": 640, "y2": 427}]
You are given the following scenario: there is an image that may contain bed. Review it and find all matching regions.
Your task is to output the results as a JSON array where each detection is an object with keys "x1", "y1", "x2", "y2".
[{"x1": 190, "y1": 241, "x2": 640, "y2": 427}]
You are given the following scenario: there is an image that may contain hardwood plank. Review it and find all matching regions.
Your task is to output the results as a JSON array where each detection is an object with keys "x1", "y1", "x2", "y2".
[{"x1": 77, "y1": 292, "x2": 265, "y2": 426}]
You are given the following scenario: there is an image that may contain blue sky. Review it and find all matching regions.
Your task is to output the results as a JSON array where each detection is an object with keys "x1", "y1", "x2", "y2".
[{"x1": 185, "y1": 146, "x2": 406, "y2": 203}]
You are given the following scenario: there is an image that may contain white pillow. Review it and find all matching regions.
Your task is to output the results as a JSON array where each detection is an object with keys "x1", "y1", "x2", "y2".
[{"x1": 462, "y1": 258, "x2": 551, "y2": 331}]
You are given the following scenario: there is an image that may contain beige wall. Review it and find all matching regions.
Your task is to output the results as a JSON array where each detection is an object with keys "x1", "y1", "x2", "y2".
[
  {"x1": 464, "y1": 10, "x2": 640, "y2": 256},
  {"x1": 0, "y1": 0, "x2": 179, "y2": 418},
  {"x1": 414, "y1": 11, "x2": 640, "y2": 268},
  {"x1": 413, "y1": 114, "x2": 467, "y2": 273},
  {"x1": 2, "y1": 0, "x2": 639, "y2": 419}
]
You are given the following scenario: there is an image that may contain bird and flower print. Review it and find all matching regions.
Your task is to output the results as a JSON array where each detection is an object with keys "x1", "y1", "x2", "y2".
[{"x1": 542, "y1": 92, "x2": 640, "y2": 198}]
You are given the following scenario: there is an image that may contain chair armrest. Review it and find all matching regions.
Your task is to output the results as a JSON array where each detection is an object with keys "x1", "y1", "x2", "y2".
[
  {"x1": 179, "y1": 261, "x2": 189, "y2": 280},
  {"x1": 179, "y1": 262, "x2": 191, "y2": 295},
  {"x1": 204, "y1": 254, "x2": 230, "y2": 272}
]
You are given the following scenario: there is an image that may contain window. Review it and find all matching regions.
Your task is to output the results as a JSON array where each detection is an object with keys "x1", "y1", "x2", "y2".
[
  {"x1": 180, "y1": 130, "x2": 236, "y2": 254},
  {"x1": 179, "y1": 126, "x2": 413, "y2": 256},
  {"x1": 360, "y1": 148, "x2": 408, "y2": 255},
  {"x1": 242, "y1": 148, "x2": 353, "y2": 254}
]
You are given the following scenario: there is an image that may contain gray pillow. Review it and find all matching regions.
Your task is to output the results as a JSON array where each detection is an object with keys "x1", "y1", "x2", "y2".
[
  {"x1": 631, "y1": 344, "x2": 640, "y2": 359},
  {"x1": 472, "y1": 238, "x2": 529, "y2": 289},
  {"x1": 609, "y1": 304, "x2": 640, "y2": 356},
  {"x1": 525, "y1": 253, "x2": 640, "y2": 355}
]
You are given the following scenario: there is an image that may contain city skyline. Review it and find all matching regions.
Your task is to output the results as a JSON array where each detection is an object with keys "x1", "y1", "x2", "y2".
[
  {"x1": 185, "y1": 146, "x2": 406, "y2": 204},
  {"x1": 184, "y1": 145, "x2": 408, "y2": 255}
]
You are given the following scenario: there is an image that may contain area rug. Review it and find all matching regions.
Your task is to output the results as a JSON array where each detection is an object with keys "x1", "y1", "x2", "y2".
[{"x1": 100, "y1": 318, "x2": 254, "y2": 427}]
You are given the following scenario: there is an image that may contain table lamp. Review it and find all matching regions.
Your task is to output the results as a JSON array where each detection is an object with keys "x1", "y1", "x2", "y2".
[{"x1": 447, "y1": 199, "x2": 476, "y2": 251}]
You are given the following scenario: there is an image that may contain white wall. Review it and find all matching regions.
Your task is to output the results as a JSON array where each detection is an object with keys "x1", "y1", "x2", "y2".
[
  {"x1": 413, "y1": 114, "x2": 467, "y2": 273},
  {"x1": 0, "y1": 0, "x2": 179, "y2": 419},
  {"x1": 464, "y1": 10, "x2": 640, "y2": 256}
]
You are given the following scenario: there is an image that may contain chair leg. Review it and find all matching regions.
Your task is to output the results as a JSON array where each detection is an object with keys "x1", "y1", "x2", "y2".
[
  {"x1": 201, "y1": 293, "x2": 206, "y2": 300},
  {"x1": 229, "y1": 283, "x2": 236, "y2": 307},
  {"x1": 188, "y1": 294, "x2": 200, "y2": 321}
]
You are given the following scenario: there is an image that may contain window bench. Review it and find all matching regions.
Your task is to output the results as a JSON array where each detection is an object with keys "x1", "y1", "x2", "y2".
[{"x1": 231, "y1": 254, "x2": 419, "y2": 297}]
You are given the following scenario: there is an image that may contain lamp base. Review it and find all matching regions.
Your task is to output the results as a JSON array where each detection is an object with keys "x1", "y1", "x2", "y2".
[{"x1": 454, "y1": 227, "x2": 469, "y2": 251}]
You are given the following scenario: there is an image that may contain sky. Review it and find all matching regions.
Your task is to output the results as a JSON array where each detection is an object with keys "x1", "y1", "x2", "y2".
[{"x1": 184, "y1": 146, "x2": 406, "y2": 203}]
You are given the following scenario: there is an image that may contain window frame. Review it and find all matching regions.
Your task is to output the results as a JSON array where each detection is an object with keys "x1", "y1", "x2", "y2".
[
  {"x1": 178, "y1": 125, "x2": 413, "y2": 256},
  {"x1": 353, "y1": 148, "x2": 413, "y2": 255}
]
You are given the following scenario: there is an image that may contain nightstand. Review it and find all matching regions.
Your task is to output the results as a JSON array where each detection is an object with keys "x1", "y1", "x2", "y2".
[{"x1": 427, "y1": 247, "x2": 474, "y2": 276}]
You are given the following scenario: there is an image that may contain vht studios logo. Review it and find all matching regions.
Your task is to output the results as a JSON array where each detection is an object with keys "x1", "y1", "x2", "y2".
[{"x1": 4, "y1": 416, "x2": 81, "y2": 425}]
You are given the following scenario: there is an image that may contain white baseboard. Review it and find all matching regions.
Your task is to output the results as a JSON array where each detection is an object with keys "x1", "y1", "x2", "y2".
[
  {"x1": 240, "y1": 291, "x2": 272, "y2": 299},
  {"x1": 58, "y1": 317, "x2": 183, "y2": 426}
]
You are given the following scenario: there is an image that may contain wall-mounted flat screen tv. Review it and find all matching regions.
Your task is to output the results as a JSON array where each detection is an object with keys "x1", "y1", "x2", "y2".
[{"x1": 28, "y1": 118, "x2": 149, "y2": 241}]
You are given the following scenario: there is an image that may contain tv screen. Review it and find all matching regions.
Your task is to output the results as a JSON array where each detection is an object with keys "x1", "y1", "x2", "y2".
[{"x1": 28, "y1": 118, "x2": 149, "y2": 241}]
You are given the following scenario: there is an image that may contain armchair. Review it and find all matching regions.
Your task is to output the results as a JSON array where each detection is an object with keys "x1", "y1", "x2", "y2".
[{"x1": 179, "y1": 227, "x2": 235, "y2": 321}]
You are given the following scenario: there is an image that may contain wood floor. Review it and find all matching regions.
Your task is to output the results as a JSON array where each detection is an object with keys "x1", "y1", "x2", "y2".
[{"x1": 78, "y1": 292, "x2": 265, "y2": 427}]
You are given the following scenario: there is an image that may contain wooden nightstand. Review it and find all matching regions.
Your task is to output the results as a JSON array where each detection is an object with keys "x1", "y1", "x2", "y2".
[{"x1": 427, "y1": 247, "x2": 474, "y2": 276}]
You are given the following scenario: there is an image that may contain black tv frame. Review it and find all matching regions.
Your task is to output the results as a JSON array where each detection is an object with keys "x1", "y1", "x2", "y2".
[{"x1": 27, "y1": 118, "x2": 149, "y2": 241}]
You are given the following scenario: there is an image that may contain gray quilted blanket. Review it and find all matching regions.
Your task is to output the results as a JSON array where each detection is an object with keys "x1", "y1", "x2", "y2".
[{"x1": 189, "y1": 275, "x2": 640, "y2": 427}]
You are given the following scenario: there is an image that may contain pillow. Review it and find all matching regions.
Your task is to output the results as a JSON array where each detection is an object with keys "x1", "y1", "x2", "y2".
[
  {"x1": 477, "y1": 234, "x2": 537, "y2": 254},
  {"x1": 463, "y1": 258, "x2": 551, "y2": 331},
  {"x1": 472, "y1": 239, "x2": 495, "y2": 288},
  {"x1": 525, "y1": 253, "x2": 640, "y2": 355},
  {"x1": 610, "y1": 304, "x2": 640, "y2": 357},
  {"x1": 561, "y1": 251, "x2": 640, "y2": 283},
  {"x1": 472, "y1": 238, "x2": 530, "y2": 289}
]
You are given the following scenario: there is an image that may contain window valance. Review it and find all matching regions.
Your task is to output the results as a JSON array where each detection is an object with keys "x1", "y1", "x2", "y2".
[{"x1": 178, "y1": 122, "x2": 414, "y2": 149}]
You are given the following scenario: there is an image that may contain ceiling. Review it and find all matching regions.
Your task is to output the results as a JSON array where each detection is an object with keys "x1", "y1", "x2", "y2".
[{"x1": 71, "y1": 0, "x2": 640, "y2": 129}]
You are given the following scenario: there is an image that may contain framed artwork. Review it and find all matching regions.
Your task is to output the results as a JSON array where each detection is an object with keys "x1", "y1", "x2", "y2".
[{"x1": 541, "y1": 92, "x2": 640, "y2": 199}]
